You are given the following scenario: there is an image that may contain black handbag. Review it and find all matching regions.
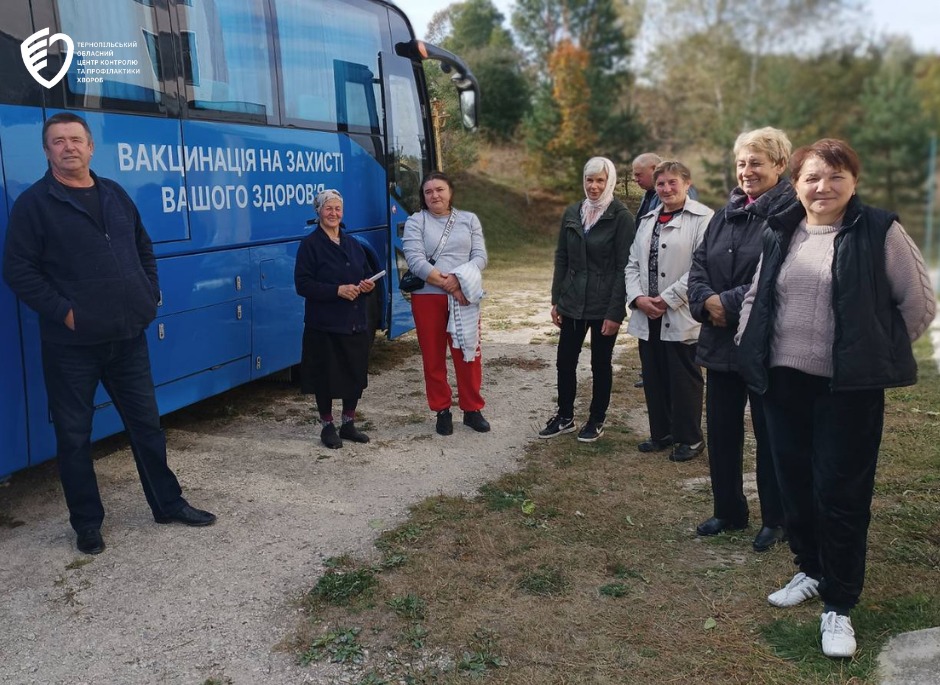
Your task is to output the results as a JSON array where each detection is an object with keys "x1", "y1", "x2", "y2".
[
  {"x1": 399, "y1": 210, "x2": 457, "y2": 294},
  {"x1": 399, "y1": 267, "x2": 426, "y2": 293}
]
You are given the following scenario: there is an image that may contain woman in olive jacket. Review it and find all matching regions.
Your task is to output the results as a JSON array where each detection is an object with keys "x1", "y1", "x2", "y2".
[{"x1": 539, "y1": 157, "x2": 635, "y2": 443}]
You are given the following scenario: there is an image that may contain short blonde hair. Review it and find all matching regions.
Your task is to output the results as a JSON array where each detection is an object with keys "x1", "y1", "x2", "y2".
[{"x1": 733, "y1": 127, "x2": 792, "y2": 167}]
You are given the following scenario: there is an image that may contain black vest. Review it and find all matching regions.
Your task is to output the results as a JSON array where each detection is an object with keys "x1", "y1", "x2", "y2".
[{"x1": 737, "y1": 196, "x2": 917, "y2": 393}]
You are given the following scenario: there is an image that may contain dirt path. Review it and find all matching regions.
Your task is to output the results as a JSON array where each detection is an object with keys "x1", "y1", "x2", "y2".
[{"x1": 0, "y1": 272, "x2": 639, "y2": 685}]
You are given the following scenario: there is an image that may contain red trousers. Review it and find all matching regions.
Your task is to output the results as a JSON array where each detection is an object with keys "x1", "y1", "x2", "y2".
[{"x1": 411, "y1": 293, "x2": 484, "y2": 412}]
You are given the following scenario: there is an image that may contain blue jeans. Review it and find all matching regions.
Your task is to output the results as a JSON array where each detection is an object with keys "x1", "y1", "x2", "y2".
[{"x1": 41, "y1": 332, "x2": 185, "y2": 532}]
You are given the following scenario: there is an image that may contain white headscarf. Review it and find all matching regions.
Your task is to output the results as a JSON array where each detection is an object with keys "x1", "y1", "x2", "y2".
[{"x1": 580, "y1": 157, "x2": 617, "y2": 231}]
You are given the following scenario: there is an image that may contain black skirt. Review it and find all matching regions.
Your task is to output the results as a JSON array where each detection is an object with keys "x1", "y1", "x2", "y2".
[{"x1": 299, "y1": 326, "x2": 371, "y2": 399}]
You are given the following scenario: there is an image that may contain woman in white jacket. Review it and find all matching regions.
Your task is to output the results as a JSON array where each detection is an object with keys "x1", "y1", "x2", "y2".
[{"x1": 626, "y1": 161, "x2": 714, "y2": 462}]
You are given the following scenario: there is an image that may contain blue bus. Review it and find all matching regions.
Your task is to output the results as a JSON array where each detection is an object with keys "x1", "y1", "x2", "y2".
[{"x1": 0, "y1": 0, "x2": 479, "y2": 480}]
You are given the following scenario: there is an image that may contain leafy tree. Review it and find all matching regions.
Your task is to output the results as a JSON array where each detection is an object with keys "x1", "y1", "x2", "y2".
[
  {"x1": 848, "y1": 48, "x2": 931, "y2": 241},
  {"x1": 547, "y1": 40, "x2": 597, "y2": 188},
  {"x1": 638, "y1": 0, "x2": 864, "y2": 197},
  {"x1": 429, "y1": 0, "x2": 530, "y2": 142},
  {"x1": 513, "y1": 0, "x2": 644, "y2": 183}
]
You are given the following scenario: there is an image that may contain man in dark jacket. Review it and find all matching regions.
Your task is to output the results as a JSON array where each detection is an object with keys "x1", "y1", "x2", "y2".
[{"x1": 2, "y1": 112, "x2": 216, "y2": 555}]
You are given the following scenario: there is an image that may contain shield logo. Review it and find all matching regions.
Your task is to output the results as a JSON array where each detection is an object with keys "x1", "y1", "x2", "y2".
[{"x1": 21, "y1": 27, "x2": 74, "y2": 89}]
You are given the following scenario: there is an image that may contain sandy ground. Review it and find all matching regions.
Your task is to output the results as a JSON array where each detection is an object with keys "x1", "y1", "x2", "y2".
[{"x1": 0, "y1": 280, "x2": 636, "y2": 685}]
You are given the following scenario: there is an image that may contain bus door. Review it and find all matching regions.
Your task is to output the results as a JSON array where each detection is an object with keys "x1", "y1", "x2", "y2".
[{"x1": 380, "y1": 52, "x2": 430, "y2": 338}]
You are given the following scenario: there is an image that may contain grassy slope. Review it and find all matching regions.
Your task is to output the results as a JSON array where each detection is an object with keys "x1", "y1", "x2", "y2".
[{"x1": 289, "y1": 158, "x2": 940, "y2": 685}]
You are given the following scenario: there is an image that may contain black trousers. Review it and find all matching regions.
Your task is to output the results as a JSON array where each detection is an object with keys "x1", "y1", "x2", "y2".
[
  {"x1": 556, "y1": 318, "x2": 618, "y2": 423},
  {"x1": 41, "y1": 333, "x2": 185, "y2": 533},
  {"x1": 637, "y1": 318, "x2": 703, "y2": 445},
  {"x1": 763, "y1": 366, "x2": 884, "y2": 614},
  {"x1": 705, "y1": 369, "x2": 783, "y2": 526}
]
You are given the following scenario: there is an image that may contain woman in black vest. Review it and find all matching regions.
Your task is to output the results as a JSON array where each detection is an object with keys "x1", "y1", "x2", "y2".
[{"x1": 736, "y1": 139, "x2": 935, "y2": 659}]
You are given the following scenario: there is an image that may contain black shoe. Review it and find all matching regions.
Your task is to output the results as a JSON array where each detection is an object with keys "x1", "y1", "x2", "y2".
[
  {"x1": 155, "y1": 504, "x2": 217, "y2": 527},
  {"x1": 669, "y1": 442, "x2": 705, "y2": 462},
  {"x1": 321, "y1": 422, "x2": 343, "y2": 448},
  {"x1": 752, "y1": 525, "x2": 786, "y2": 552},
  {"x1": 638, "y1": 435, "x2": 673, "y2": 453},
  {"x1": 436, "y1": 409, "x2": 453, "y2": 436},
  {"x1": 339, "y1": 421, "x2": 370, "y2": 443},
  {"x1": 538, "y1": 413, "x2": 575, "y2": 439},
  {"x1": 577, "y1": 420, "x2": 605, "y2": 442},
  {"x1": 76, "y1": 528, "x2": 105, "y2": 555},
  {"x1": 696, "y1": 516, "x2": 748, "y2": 537},
  {"x1": 463, "y1": 410, "x2": 491, "y2": 433}
]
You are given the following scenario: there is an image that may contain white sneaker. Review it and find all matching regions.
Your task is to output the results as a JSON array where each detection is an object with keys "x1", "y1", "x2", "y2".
[
  {"x1": 820, "y1": 611, "x2": 856, "y2": 658},
  {"x1": 767, "y1": 572, "x2": 820, "y2": 607}
]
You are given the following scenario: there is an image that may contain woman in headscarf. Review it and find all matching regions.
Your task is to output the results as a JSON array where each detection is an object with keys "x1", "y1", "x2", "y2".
[
  {"x1": 294, "y1": 189, "x2": 376, "y2": 448},
  {"x1": 539, "y1": 157, "x2": 635, "y2": 442}
]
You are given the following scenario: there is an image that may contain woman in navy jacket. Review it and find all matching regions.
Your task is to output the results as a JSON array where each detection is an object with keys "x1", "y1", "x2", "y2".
[
  {"x1": 294, "y1": 189, "x2": 376, "y2": 448},
  {"x1": 687, "y1": 127, "x2": 791, "y2": 552}
]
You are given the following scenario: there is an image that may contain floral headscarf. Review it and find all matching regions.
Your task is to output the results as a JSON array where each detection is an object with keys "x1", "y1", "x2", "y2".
[{"x1": 314, "y1": 188, "x2": 343, "y2": 216}]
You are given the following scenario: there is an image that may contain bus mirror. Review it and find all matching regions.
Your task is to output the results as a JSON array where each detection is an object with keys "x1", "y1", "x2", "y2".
[
  {"x1": 458, "y1": 89, "x2": 477, "y2": 130},
  {"x1": 409, "y1": 40, "x2": 480, "y2": 131}
]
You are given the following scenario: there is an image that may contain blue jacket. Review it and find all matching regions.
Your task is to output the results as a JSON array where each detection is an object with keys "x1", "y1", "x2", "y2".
[
  {"x1": 688, "y1": 181, "x2": 796, "y2": 371},
  {"x1": 2, "y1": 170, "x2": 160, "y2": 345},
  {"x1": 294, "y1": 225, "x2": 373, "y2": 334}
]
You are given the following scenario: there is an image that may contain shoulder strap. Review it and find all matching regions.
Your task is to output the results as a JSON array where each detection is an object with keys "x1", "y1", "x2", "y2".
[{"x1": 426, "y1": 209, "x2": 459, "y2": 263}]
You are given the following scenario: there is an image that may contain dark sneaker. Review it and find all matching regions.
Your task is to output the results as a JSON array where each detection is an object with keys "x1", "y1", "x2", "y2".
[
  {"x1": 637, "y1": 435, "x2": 673, "y2": 453},
  {"x1": 669, "y1": 441, "x2": 705, "y2": 462},
  {"x1": 577, "y1": 421, "x2": 604, "y2": 443},
  {"x1": 436, "y1": 409, "x2": 453, "y2": 436},
  {"x1": 76, "y1": 528, "x2": 105, "y2": 555},
  {"x1": 463, "y1": 410, "x2": 491, "y2": 433},
  {"x1": 538, "y1": 414, "x2": 575, "y2": 439},
  {"x1": 321, "y1": 422, "x2": 343, "y2": 448},
  {"x1": 339, "y1": 421, "x2": 370, "y2": 443}
]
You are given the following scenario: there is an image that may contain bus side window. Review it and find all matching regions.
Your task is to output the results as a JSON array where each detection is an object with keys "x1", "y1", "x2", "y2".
[
  {"x1": 0, "y1": 0, "x2": 44, "y2": 106},
  {"x1": 176, "y1": 0, "x2": 277, "y2": 122},
  {"x1": 54, "y1": 0, "x2": 170, "y2": 113},
  {"x1": 275, "y1": 0, "x2": 384, "y2": 133}
]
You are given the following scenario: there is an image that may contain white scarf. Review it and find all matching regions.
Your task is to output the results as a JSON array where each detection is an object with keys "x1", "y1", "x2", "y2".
[{"x1": 580, "y1": 157, "x2": 617, "y2": 232}]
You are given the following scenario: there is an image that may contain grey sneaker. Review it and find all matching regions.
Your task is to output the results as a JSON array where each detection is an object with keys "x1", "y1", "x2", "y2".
[
  {"x1": 576, "y1": 421, "x2": 605, "y2": 443},
  {"x1": 539, "y1": 414, "x2": 575, "y2": 439}
]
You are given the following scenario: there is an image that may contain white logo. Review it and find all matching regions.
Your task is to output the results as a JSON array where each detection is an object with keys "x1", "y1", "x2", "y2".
[{"x1": 21, "y1": 27, "x2": 74, "y2": 89}]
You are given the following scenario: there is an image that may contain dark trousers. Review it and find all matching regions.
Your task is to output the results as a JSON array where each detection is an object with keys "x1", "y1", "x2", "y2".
[
  {"x1": 556, "y1": 318, "x2": 618, "y2": 423},
  {"x1": 705, "y1": 369, "x2": 783, "y2": 526},
  {"x1": 41, "y1": 333, "x2": 185, "y2": 533},
  {"x1": 763, "y1": 366, "x2": 884, "y2": 613},
  {"x1": 637, "y1": 318, "x2": 703, "y2": 445}
]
